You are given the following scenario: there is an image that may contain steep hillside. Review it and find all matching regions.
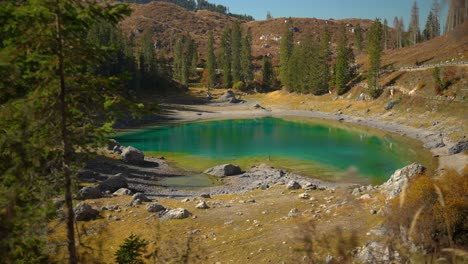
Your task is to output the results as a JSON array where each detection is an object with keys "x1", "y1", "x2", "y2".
[{"x1": 119, "y1": 1, "x2": 387, "y2": 64}]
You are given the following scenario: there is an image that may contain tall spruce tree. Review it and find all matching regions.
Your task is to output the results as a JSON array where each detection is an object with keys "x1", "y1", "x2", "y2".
[
  {"x1": 241, "y1": 28, "x2": 253, "y2": 82},
  {"x1": 335, "y1": 26, "x2": 353, "y2": 95},
  {"x1": 383, "y1": 19, "x2": 388, "y2": 50},
  {"x1": 173, "y1": 33, "x2": 197, "y2": 86},
  {"x1": 230, "y1": 22, "x2": 242, "y2": 83},
  {"x1": 367, "y1": 18, "x2": 384, "y2": 98},
  {"x1": 313, "y1": 30, "x2": 331, "y2": 95},
  {"x1": 206, "y1": 31, "x2": 216, "y2": 88},
  {"x1": 0, "y1": 1, "x2": 132, "y2": 263},
  {"x1": 409, "y1": 0, "x2": 420, "y2": 45},
  {"x1": 354, "y1": 23, "x2": 364, "y2": 52},
  {"x1": 262, "y1": 56, "x2": 274, "y2": 89},
  {"x1": 280, "y1": 18, "x2": 294, "y2": 89},
  {"x1": 219, "y1": 27, "x2": 232, "y2": 87}
]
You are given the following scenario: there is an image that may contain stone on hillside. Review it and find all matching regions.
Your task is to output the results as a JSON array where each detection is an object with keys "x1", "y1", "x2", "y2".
[
  {"x1": 298, "y1": 193, "x2": 310, "y2": 199},
  {"x1": 146, "y1": 202, "x2": 166, "y2": 213},
  {"x1": 200, "y1": 193, "x2": 211, "y2": 198},
  {"x1": 380, "y1": 163, "x2": 426, "y2": 201},
  {"x1": 448, "y1": 141, "x2": 468, "y2": 155},
  {"x1": 286, "y1": 180, "x2": 301, "y2": 190},
  {"x1": 424, "y1": 135, "x2": 445, "y2": 149},
  {"x1": 121, "y1": 146, "x2": 144, "y2": 165},
  {"x1": 359, "y1": 194, "x2": 372, "y2": 200},
  {"x1": 219, "y1": 90, "x2": 236, "y2": 102},
  {"x1": 196, "y1": 201, "x2": 209, "y2": 209},
  {"x1": 303, "y1": 182, "x2": 317, "y2": 190},
  {"x1": 384, "y1": 100, "x2": 399, "y2": 110},
  {"x1": 132, "y1": 193, "x2": 151, "y2": 203},
  {"x1": 204, "y1": 164, "x2": 242, "y2": 177},
  {"x1": 74, "y1": 202, "x2": 99, "y2": 221},
  {"x1": 358, "y1": 241, "x2": 400, "y2": 263},
  {"x1": 107, "y1": 139, "x2": 120, "y2": 151},
  {"x1": 113, "y1": 188, "x2": 133, "y2": 196},
  {"x1": 76, "y1": 186, "x2": 102, "y2": 200},
  {"x1": 288, "y1": 208, "x2": 299, "y2": 218},
  {"x1": 161, "y1": 208, "x2": 191, "y2": 220},
  {"x1": 98, "y1": 173, "x2": 128, "y2": 193}
]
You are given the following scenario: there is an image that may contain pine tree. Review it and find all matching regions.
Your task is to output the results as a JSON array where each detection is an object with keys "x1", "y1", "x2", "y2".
[
  {"x1": 287, "y1": 44, "x2": 302, "y2": 92},
  {"x1": 219, "y1": 27, "x2": 232, "y2": 87},
  {"x1": 302, "y1": 34, "x2": 319, "y2": 94},
  {"x1": 262, "y1": 56, "x2": 274, "y2": 89},
  {"x1": 409, "y1": 0, "x2": 420, "y2": 45},
  {"x1": 206, "y1": 31, "x2": 216, "y2": 88},
  {"x1": 266, "y1": 11, "x2": 273, "y2": 20},
  {"x1": 230, "y1": 22, "x2": 242, "y2": 83},
  {"x1": 173, "y1": 33, "x2": 197, "y2": 86},
  {"x1": 354, "y1": 23, "x2": 363, "y2": 52},
  {"x1": 241, "y1": 28, "x2": 253, "y2": 82},
  {"x1": 280, "y1": 18, "x2": 294, "y2": 89},
  {"x1": 367, "y1": 18, "x2": 384, "y2": 98},
  {"x1": 0, "y1": 1, "x2": 132, "y2": 263},
  {"x1": 313, "y1": 30, "x2": 331, "y2": 95},
  {"x1": 335, "y1": 26, "x2": 353, "y2": 95},
  {"x1": 383, "y1": 19, "x2": 388, "y2": 50}
]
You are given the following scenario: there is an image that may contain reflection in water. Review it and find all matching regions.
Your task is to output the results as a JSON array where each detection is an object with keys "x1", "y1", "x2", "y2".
[{"x1": 115, "y1": 118, "x2": 429, "y2": 183}]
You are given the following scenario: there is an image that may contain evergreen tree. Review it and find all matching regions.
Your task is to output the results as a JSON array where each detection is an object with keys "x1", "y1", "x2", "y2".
[
  {"x1": 0, "y1": 1, "x2": 132, "y2": 262},
  {"x1": 262, "y1": 56, "x2": 274, "y2": 89},
  {"x1": 383, "y1": 19, "x2": 388, "y2": 50},
  {"x1": 241, "y1": 28, "x2": 254, "y2": 82},
  {"x1": 335, "y1": 26, "x2": 354, "y2": 95},
  {"x1": 367, "y1": 18, "x2": 384, "y2": 98},
  {"x1": 280, "y1": 18, "x2": 294, "y2": 89},
  {"x1": 206, "y1": 31, "x2": 216, "y2": 88},
  {"x1": 409, "y1": 0, "x2": 420, "y2": 45},
  {"x1": 219, "y1": 27, "x2": 232, "y2": 87},
  {"x1": 230, "y1": 22, "x2": 242, "y2": 83},
  {"x1": 173, "y1": 33, "x2": 197, "y2": 85},
  {"x1": 266, "y1": 11, "x2": 273, "y2": 20},
  {"x1": 115, "y1": 234, "x2": 148, "y2": 264},
  {"x1": 312, "y1": 30, "x2": 331, "y2": 95},
  {"x1": 354, "y1": 23, "x2": 364, "y2": 52},
  {"x1": 393, "y1": 17, "x2": 402, "y2": 49},
  {"x1": 287, "y1": 44, "x2": 302, "y2": 92},
  {"x1": 302, "y1": 34, "x2": 319, "y2": 94}
]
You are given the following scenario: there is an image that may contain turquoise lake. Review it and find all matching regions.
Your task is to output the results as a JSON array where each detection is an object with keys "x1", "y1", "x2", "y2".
[{"x1": 114, "y1": 117, "x2": 431, "y2": 183}]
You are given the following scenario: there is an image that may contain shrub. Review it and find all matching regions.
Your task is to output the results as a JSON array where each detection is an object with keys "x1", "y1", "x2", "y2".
[
  {"x1": 115, "y1": 234, "x2": 148, "y2": 264},
  {"x1": 232, "y1": 81, "x2": 246, "y2": 91}
]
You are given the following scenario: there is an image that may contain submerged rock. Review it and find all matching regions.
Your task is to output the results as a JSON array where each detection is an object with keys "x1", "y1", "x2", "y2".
[{"x1": 204, "y1": 164, "x2": 242, "y2": 177}]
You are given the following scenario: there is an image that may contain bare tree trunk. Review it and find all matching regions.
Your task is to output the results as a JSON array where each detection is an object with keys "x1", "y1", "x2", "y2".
[{"x1": 55, "y1": 4, "x2": 77, "y2": 264}]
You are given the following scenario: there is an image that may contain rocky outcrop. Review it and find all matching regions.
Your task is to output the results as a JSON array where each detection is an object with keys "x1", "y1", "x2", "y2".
[
  {"x1": 98, "y1": 173, "x2": 129, "y2": 193},
  {"x1": 448, "y1": 141, "x2": 468, "y2": 155},
  {"x1": 132, "y1": 193, "x2": 151, "y2": 202},
  {"x1": 286, "y1": 180, "x2": 301, "y2": 190},
  {"x1": 384, "y1": 100, "x2": 398, "y2": 110},
  {"x1": 76, "y1": 186, "x2": 102, "y2": 200},
  {"x1": 113, "y1": 188, "x2": 133, "y2": 196},
  {"x1": 219, "y1": 90, "x2": 236, "y2": 102},
  {"x1": 196, "y1": 201, "x2": 209, "y2": 209},
  {"x1": 160, "y1": 208, "x2": 191, "y2": 220},
  {"x1": 121, "y1": 146, "x2": 145, "y2": 165},
  {"x1": 74, "y1": 202, "x2": 100, "y2": 221},
  {"x1": 146, "y1": 202, "x2": 166, "y2": 213},
  {"x1": 358, "y1": 241, "x2": 400, "y2": 263},
  {"x1": 204, "y1": 164, "x2": 242, "y2": 177},
  {"x1": 380, "y1": 163, "x2": 425, "y2": 201}
]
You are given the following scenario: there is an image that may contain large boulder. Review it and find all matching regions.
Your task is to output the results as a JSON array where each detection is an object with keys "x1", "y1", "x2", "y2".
[
  {"x1": 98, "y1": 173, "x2": 128, "y2": 193},
  {"x1": 219, "y1": 90, "x2": 236, "y2": 102},
  {"x1": 358, "y1": 241, "x2": 400, "y2": 263},
  {"x1": 286, "y1": 180, "x2": 301, "y2": 190},
  {"x1": 448, "y1": 141, "x2": 468, "y2": 155},
  {"x1": 146, "y1": 202, "x2": 166, "y2": 213},
  {"x1": 132, "y1": 193, "x2": 151, "y2": 203},
  {"x1": 380, "y1": 163, "x2": 426, "y2": 201},
  {"x1": 113, "y1": 188, "x2": 133, "y2": 196},
  {"x1": 74, "y1": 202, "x2": 100, "y2": 221},
  {"x1": 204, "y1": 164, "x2": 242, "y2": 177},
  {"x1": 121, "y1": 146, "x2": 144, "y2": 165},
  {"x1": 76, "y1": 186, "x2": 102, "y2": 200},
  {"x1": 160, "y1": 208, "x2": 191, "y2": 220},
  {"x1": 107, "y1": 139, "x2": 120, "y2": 151},
  {"x1": 384, "y1": 100, "x2": 399, "y2": 110}
]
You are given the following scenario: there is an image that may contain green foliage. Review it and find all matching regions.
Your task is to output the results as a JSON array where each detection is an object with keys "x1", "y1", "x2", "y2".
[
  {"x1": 233, "y1": 81, "x2": 246, "y2": 91},
  {"x1": 219, "y1": 27, "x2": 232, "y2": 88},
  {"x1": 230, "y1": 22, "x2": 242, "y2": 83},
  {"x1": 115, "y1": 234, "x2": 149, "y2": 264},
  {"x1": 334, "y1": 26, "x2": 355, "y2": 95},
  {"x1": 241, "y1": 28, "x2": 253, "y2": 82},
  {"x1": 262, "y1": 57, "x2": 274, "y2": 89},
  {"x1": 205, "y1": 31, "x2": 216, "y2": 88},
  {"x1": 312, "y1": 30, "x2": 331, "y2": 95},
  {"x1": 280, "y1": 18, "x2": 294, "y2": 89},
  {"x1": 173, "y1": 33, "x2": 197, "y2": 86},
  {"x1": 367, "y1": 18, "x2": 383, "y2": 98}
]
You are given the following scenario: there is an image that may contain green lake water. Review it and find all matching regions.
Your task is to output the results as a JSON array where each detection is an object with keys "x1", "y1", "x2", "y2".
[{"x1": 114, "y1": 117, "x2": 432, "y2": 184}]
